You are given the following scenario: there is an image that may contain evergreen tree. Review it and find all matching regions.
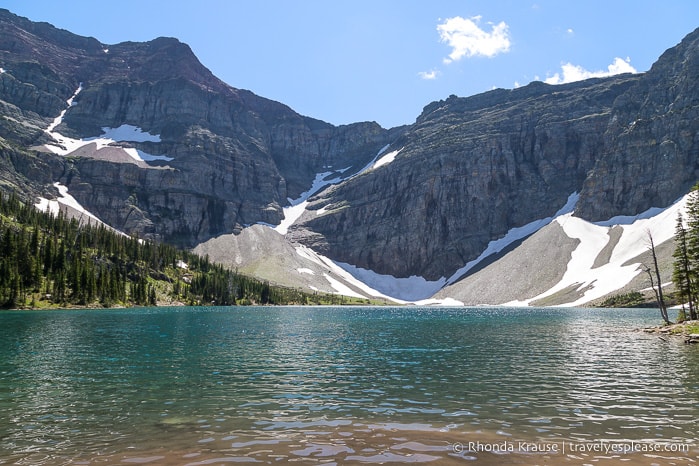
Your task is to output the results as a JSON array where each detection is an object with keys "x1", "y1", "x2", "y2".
[
  {"x1": 672, "y1": 212, "x2": 695, "y2": 319},
  {"x1": 681, "y1": 184, "x2": 699, "y2": 320}
]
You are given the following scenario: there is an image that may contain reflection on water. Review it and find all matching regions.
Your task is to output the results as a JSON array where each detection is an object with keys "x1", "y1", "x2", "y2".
[{"x1": 0, "y1": 306, "x2": 697, "y2": 464}]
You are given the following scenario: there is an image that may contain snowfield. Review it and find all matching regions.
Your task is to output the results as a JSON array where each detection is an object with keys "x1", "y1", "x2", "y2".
[
  {"x1": 504, "y1": 193, "x2": 689, "y2": 307},
  {"x1": 335, "y1": 261, "x2": 447, "y2": 302},
  {"x1": 35, "y1": 182, "x2": 102, "y2": 223},
  {"x1": 372, "y1": 148, "x2": 402, "y2": 170},
  {"x1": 97, "y1": 124, "x2": 162, "y2": 143},
  {"x1": 42, "y1": 86, "x2": 172, "y2": 164},
  {"x1": 273, "y1": 171, "x2": 346, "y2": 235}
]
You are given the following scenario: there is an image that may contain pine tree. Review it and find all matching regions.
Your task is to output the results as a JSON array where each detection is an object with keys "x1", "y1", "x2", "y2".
[
  {"x1": 672, "y1": 212, "x2": 695, "y2": 319},
  {"x1": 683, "y1": 184, "x2": 699, "y2": 320},
  {"x1": 148, "y1": 285, "x2": 157, "y2": 306}
]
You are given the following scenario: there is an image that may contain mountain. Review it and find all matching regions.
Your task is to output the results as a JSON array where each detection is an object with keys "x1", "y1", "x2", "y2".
[
  {"x1": 1, "y1": 8, "x2": 698, "y2": 307},
  {"x1": 290, "y1": 78, "x2": 638, "y2": 280},
  {"x1": 0, "y1": 8, "x2": 395, "y2": 246}
]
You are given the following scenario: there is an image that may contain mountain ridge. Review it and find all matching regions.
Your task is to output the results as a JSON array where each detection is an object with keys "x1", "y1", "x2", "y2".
[
  {"x1": 0, "y1": 8, "x2": 396, "y2": 248},
  {"x1": 1, "y1": 8, "x2": 698, "y2": 306}
]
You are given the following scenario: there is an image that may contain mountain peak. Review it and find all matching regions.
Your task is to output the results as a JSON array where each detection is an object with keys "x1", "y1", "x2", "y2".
[
  {"x1": 0, "y1": 8, "x2": 228, "y2": 94},
  {"x1": 103, "y1": 36, "x2": 226, "y2": 92}
]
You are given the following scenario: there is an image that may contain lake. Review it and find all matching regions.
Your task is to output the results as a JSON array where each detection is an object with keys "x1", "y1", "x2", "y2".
[{"x1": 0, "y1": 306, "x2": 697, "y2": 465}]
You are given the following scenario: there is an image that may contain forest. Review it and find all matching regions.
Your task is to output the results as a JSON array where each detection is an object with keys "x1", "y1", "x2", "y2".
[{"x1": 0, "y1": 192, "x2": 360, "y2": 309}]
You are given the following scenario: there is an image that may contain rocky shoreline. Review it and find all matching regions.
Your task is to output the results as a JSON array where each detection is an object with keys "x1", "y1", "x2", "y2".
[{"x1": 643, "y1": 320, "x2": 699, "y2": 344}]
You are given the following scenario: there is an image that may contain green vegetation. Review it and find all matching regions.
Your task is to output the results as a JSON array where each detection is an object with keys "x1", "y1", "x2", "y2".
[
  {"x1": 672, "y1": 184, "x2": 699, "y2": 321},
  {"x1": 598, "y1": 291, "x2": 645, "y2": 308},
  {"x1": 667, "y1": 321, "x2": 699, "y2": 335},
  {"x1": 0, "y1": 192, "x2": 366, "y2": 309},
  {"x1": 682, "y1": 322, "x2": 699, "y2": 334}
]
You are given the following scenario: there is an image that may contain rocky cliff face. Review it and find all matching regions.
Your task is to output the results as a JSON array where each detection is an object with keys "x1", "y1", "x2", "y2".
[
  {"x1": 290, "y1": 77, "x2": 639, "y2": 279},
  {"x1": 576, "y1": 27, "x2": 699, "y2": 221},
  {"x1": 0, "y1": 8, "x2": 392, "y2": 245}
]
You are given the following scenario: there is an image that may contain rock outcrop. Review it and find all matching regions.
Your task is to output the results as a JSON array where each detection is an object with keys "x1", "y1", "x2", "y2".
[{"x1": 577, "y1": 27, "x2": 699, "y2": 221}]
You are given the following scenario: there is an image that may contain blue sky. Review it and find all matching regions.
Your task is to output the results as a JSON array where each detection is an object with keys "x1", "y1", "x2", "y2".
[{"x1": 3, "y1": 1, "x2": 698, "y2": 128}]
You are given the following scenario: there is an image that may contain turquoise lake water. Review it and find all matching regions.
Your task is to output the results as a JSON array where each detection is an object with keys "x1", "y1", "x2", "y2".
[{"x1": 0, "y1": 306, "x2": 697, "y2": 465}]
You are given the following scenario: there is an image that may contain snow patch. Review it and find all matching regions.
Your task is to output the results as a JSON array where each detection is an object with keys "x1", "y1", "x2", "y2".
[
  {"x1": 84, "y1": 125, "x2": 171, "y2": 162},
  {"x1": 294, "y1": 245, "x2": 461, "y2": 303},
  {"x1": 46, "y1": 84, "x2": 82, "y2": 136},
  {"x1": 264, "y1": 145, "x2": 403, "y2": 234},
  {"x1": 43, "y1": 89, "x2": 171, "y2": 164},
  {"x1": 295, "y1": 171, "x2": 343, "y2": 203},
  {"x1": 447, "y1": 192, "x2": 580, "y2": 285},
  {"x1": 322, "y1": 273, "x2": 367, "y2": 299},
  {"x1": 336, "y1": 262, "x2": 447, "y2": 302},
  {"x1": 0, "y1": 67, "x2": 5, "y2": 74},
  {"x1": 297, "y1": 268, "x2": 315, "y2": 275},
  {"x1": 333, "y1": 144, "x2": 391, "y2": 183},
  {"x1": 593, "y1": 204, "x2": 670, "y2": 227},
  {"x1": 504, "y1": 193, "x2": 690, "y2": 307},
  {"x1": 372, "y1": 149, "x2": 401, "y2": 169},
  {"x1": 268, "y1": 145, "x2": 403, "y2": 234},
  {"x1": 35, "y1": 182, "x2": 101, "y2": 223},
  {"x1": 275, "y1": 201, "x2": 309, "y2": 235},
  {"x1": 273, "y1": 171, "x2": 344, "y2": 235},
  {"x1": 295, "y1": 246, "x2": 399, "y2": 301},
  {"x1": 351, "y1": 144, "x2": 402, "y2": 177},
  {"x1": 122, "y1": 148, "x2": 142, "y2": 162},
  {"x1": 377, "y1": 144, "x2": 390, "y2": 155},
  {"x1": 34, "y1": 197, "x2": 59, "y2": 217},
  {"x1": 640, "y1": 282, "x2": 672, "y2": 292},
  {"x1": 137, "y1": 149, "x2": 173, "y2": 162},
  {"x1": 176, "y1": 260, "x2": 189, "y2": 269},
  {"x1": 412, "y1": 297, "x2": 465, "y2": 306}
]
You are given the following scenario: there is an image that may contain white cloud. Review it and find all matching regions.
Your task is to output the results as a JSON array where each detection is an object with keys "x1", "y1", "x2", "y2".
[
  {"x1": 418, "y1": 70, "x2": 439, "y2": 80},
  {"x1": 544, "y1": 57, "x2": 637, "y2": 85},
  {"x1": 437, "y1": 16, "x2": 511, "y2": 63}
]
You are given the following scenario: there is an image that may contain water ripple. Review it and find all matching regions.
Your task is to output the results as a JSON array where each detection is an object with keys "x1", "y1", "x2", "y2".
[{"x1": 0, "y1": 306, "x2": 697, "y2": 464}]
